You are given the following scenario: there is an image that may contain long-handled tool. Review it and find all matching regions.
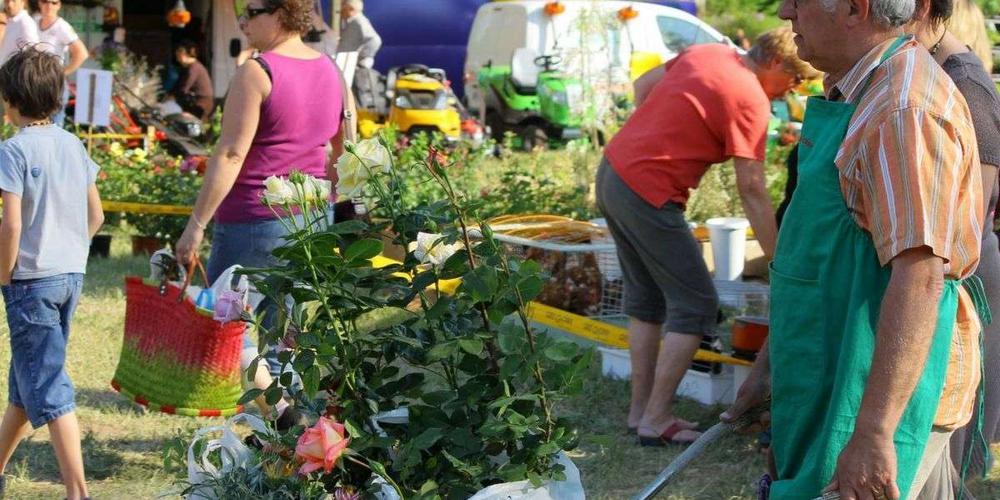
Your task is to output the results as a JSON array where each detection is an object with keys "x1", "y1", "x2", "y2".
[{"x1": 632, "y1": 403, "x2": 769, "y2": 500}]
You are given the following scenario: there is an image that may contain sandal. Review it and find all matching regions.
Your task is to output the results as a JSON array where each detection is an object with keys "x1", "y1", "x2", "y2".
[{"x1": 637, "y1": 422, "x2": 701, "y2": 446}]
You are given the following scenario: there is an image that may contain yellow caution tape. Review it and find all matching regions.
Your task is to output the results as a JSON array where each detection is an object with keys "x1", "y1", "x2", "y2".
[
  {"x1": 526, "y1": 301, "x2": 751, "y2": 366},
  {"x1": 102, "y1": 201, "x2": 193, "y2": 215}
]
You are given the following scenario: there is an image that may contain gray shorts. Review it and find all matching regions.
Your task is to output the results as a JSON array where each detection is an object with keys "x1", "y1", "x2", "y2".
[{"x1": 595, "y1": 157, "x2": 718, "y2": 334}]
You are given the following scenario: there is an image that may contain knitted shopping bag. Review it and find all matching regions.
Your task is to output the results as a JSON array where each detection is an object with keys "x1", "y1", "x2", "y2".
[{"x1": 112, "y1": 259, "x2": 246, "y2": 417}]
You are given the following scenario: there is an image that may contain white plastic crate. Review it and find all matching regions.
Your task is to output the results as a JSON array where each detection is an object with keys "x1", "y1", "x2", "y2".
[{"x1": 598, "y1": 347, "x2": 736, "y2": 405}]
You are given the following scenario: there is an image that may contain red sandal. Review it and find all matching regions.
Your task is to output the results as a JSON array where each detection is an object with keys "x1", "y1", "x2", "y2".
[{"x1": 637, "y1": 421, "x2": 701, "y2": 446}]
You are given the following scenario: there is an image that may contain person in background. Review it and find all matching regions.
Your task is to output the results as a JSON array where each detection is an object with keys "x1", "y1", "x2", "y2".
[
  {"x1": 33, "y1": 0, "x2": 87, "y2": 127},
  {"x1": 171, "y1": 39, "x2": 215, "y2": 122},
  {"x1": 337, "y1": 0, "x2": 380, "y2": 109},
  {"x1": 0, "y1": 47, "x2": 104, "y2": 500},
  {"x1": 596, "y1": 26, "x2": 815, "y2": 446},
  {"x1": 33, "y1": 0, "x2": 87, "y2": 75},
  {"x1": 910, "y1": 0, "x2": 1000, "y2": 489},
  {"x1": 0, "y1": 0, "x2": 35, "y2": 65},
  {"x1": 732, "y1": 28, "x2": 752, "y2": 51},
  {"x1": 174, "y1": 0, "x2": 346, "y2": 428}
]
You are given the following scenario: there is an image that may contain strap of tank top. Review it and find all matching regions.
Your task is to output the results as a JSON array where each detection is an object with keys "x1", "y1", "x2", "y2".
[{"x1": 250, "y1": 56, "x2": 273, "y2": 83}]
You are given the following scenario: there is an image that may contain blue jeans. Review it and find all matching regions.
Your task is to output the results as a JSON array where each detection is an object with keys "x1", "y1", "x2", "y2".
[
  {"x1": 2, "y1": 274, "x2": 83, "y2": 428},
  {"x1": 208, "y1": 213, "x2": 328, "y2": 380}
]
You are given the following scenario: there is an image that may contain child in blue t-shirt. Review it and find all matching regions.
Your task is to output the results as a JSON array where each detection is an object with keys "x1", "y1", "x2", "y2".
[{"x1": 0, "y1": 47, "x2": 104, "y2": 500}]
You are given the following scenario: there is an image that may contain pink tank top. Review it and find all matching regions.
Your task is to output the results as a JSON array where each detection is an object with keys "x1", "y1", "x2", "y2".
[{"x1": 215, "y1": 52, "x2": 344, "y2": 223}]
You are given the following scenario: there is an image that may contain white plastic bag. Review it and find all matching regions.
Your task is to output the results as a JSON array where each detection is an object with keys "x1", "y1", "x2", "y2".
[
  {"x1": 186, "y1": 413, "x2": 274, "y2": 500},
  {"x1": 467, "y1": 452, "x2": 585, "y2": 500}
]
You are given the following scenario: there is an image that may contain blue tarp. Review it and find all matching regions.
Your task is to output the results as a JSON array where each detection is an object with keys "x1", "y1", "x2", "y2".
[{"x1": 323, "y1": 0, "x2": 699, "y2": 98}]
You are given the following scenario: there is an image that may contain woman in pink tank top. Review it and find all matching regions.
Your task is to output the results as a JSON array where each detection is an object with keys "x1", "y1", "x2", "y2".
[{"x1": 174, "y1": 0, "x2": 346, "y2": 424}]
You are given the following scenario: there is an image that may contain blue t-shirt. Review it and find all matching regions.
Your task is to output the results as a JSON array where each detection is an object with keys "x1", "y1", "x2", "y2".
[{"x1": 0, "y1": 125, "x2": 99, "y2": 279}]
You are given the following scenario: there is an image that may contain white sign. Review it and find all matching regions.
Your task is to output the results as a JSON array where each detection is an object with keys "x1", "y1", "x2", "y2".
[{"x1": 74, "y1": 68, "x2": 113, "y2": 127}]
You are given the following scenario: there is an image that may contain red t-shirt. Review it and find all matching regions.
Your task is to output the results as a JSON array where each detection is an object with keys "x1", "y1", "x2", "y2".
[{"x1": 604, "y1": 44, "x2": 771, "y2": 208}]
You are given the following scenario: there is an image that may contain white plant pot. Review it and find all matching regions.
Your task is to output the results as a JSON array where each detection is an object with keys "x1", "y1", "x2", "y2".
[{"x1": 705, "y1": 217, "x2": 750, "y2": 281}]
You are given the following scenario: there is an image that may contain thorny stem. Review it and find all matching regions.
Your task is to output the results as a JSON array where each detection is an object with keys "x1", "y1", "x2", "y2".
[
  {"x1": 425, "y1": 157, "x2": 554, "y2": 438},
  {"x1": 487, "y1": 232, "x2": 554, "y2": 438},
  {"x1": 425, "y1": 159, "x2": 501, "y2": 375}
]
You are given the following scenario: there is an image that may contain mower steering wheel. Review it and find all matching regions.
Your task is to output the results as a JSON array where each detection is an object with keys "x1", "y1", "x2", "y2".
[
  {"x1": 396, "y1": 64, "x2": 430, "y2": 76},
  {"x1": 533, "y1": 55, "x2": 562, "y2": 72}
]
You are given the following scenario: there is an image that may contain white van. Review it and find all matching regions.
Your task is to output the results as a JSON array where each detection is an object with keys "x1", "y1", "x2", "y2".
[{"x1": 464, "y1": 0, "x2": 735, "y2": 113}]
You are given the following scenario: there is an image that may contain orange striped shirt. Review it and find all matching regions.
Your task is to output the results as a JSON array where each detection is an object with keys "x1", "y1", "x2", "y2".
[{"x1": 831, "y1": 36, "x2": 984, "y2": 430}]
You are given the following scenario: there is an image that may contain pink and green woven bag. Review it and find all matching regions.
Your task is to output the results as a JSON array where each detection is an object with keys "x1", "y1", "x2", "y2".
[{"x1": 112, "y1": 274, "x2": 245, "y2": 417}]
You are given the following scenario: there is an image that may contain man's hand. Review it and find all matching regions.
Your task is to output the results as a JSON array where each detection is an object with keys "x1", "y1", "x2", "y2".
[
  {"x1": 720, "y1": 370, "x2": 770, "y2": 434},
  {"x1": 720, "y1": 341, "x2": 771, "y2": 433},
  {"x1": 824, "y1": 431, "x2": 900, "y2": 500}
]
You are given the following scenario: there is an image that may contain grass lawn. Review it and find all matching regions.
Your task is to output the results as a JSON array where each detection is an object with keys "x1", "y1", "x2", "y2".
[{"x1": 0, "y1": 234, "x2": 998, "y2": 499}]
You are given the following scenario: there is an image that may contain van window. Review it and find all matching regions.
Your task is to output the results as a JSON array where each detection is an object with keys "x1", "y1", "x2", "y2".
[{"x1": 657, "y1": 16, "x2": 714, "y2": 52}]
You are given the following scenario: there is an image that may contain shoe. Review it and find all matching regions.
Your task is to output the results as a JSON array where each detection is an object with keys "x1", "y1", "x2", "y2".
[
  {"x1": 275, "y1": 406, "x2": 307, "y2": 432},
  {"x1": 637, "y1": 422, "x2": 701, "y2": 446}
]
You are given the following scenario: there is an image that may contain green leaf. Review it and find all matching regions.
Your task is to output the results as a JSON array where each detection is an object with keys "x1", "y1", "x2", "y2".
[
  {"x1": 461, "y1": 266, "x2": 498, "y2": 302},
  {"x1": 421, "y1": 390, "x2": 455, "y2": 406},
  {"x1": 498, "y1": 322, "x2": 526, "y2": 354},
  {"x1": 544, "y1": 341, "x2": 578, "y2": 362},
  {"x1": 410, "y1": 428, "x2": 444, "y2": 450},
  {"x1": 301, "y1": 365, "x2": 320, "y2": 397},
  {"x1": 418, "y1": 480, "x2": 439, "y2": 495},
  {"x1": 355, "y1": 307, "x2": 417, "y2": 335},
  {"x1": 412, "y1": 270, "x2": 438, "y2": 291},
  {"x1": 515, "y1": 276, "x2": 544, "y2": 302},
  {"x1": 292, "y1": 349, "x2": 316, "y2": 372},
  {"x1": 458, "y1": 338, "x2": 484, "y2": 355},
  {"x1": 344, "y1": 238, "x2": 384, "y2": 262},
  {"x1": 238, "y1": 388, "x2": 263, "y2": 406},
  {"x1": 427, "y1": 341, "x2": 458, "y2": 363},
  {"x1": 264, "y1": 386, "x2": 283, "y2": 406}
]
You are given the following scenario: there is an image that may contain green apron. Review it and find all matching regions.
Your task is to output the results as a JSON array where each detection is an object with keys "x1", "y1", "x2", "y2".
[{"x1": 769, "y1": 37, "x2": 959, "y2": 499}]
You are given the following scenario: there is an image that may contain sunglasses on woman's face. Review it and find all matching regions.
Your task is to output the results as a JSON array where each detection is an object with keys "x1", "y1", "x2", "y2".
[
  {"x1": 39, "y1": 0, "x2": 61, "y2": 5},
  {"x1": 234, "y1": 0, "x2": 277, "y2": 21}
]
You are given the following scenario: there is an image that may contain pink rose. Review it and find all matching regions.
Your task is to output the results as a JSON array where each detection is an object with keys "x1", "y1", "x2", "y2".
[{"x1": 294, "y1": 416, "x2": 350, "y2": 475}]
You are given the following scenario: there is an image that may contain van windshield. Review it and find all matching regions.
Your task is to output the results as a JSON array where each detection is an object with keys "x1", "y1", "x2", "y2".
[{"x1": 548, "y1": 8, "x2": 629, "y2": 85}]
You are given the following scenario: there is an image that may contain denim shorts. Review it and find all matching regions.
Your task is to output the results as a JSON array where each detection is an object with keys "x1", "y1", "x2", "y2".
[{"x1": 3, "y1": 273, "x2": 83, "y2": 428}]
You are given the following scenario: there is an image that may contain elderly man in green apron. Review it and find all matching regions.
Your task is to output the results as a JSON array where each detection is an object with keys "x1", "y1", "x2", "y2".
[{"x1": 721, "y1": 0, "x2": 988, "y2": 498}]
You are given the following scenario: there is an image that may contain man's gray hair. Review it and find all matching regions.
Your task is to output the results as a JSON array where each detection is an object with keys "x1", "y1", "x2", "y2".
[
  {"x1": 344, "y1": 0, "x2": 364, "y2": 11},
  {"x1": 819, "y1": 0, "x2": 915, "y2": 27}
]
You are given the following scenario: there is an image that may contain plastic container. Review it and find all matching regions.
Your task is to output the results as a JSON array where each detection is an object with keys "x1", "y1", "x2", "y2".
[
  {"x1": 705, "y1": 217, "x2": 750, "y2": 281},
  {"x1": 589, "y1": 218, "x2": 622, "y2": 281},
  {"x1": 598, "y1": 347, "x2": 630, "y2": 380}
]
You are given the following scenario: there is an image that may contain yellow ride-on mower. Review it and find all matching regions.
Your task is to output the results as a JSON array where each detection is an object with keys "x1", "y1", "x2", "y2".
[{"x1": 358, "y1": 64, "x2": 483, "y2": 144}]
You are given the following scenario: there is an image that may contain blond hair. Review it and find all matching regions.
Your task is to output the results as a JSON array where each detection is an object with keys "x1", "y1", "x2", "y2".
[
  {"x1": 948, "y1": 0, "x2": 993, "y2": 72},
  {"x1": 748, "y1": 26, "x2": 821, "y2": 81}
]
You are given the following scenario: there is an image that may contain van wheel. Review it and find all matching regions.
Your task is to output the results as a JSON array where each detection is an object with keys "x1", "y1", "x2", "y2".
[{"x1": 520, "y1": 125, "x2": 548, "y2": 151}]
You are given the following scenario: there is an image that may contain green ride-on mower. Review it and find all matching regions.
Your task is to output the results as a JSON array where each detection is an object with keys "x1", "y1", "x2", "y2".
[{"x1": 477, "y1": 48, "x2": 585, "y2": 150}]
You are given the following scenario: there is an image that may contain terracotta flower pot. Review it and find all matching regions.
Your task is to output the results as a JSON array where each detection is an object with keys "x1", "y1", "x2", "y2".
[{"x1": 131, "y1": 235, "x2": 164, "y2": 256}]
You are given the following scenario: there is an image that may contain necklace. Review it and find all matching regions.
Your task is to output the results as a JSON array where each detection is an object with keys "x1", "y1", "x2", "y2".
[
  {"x1": 929, "y1": 31, "x2": 947, "y2": 55},
  {"x1": 22, "y1": 119, "x2": 52, "y2": 129}
]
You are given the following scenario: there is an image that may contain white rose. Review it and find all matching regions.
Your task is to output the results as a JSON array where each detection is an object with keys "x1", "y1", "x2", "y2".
[
  {"x1": 335, "y1": 149, "x2": 371, "y2": 200},
  {"x1": 262, "y1": 175, "x2": 295, "y2": 205},
  {"x1": 308, "y1": 177, "x2": 333, "y2": 202},
  {"x1": 353, "y1": 138, "x2": 392, "y2": 173},
  {"x1": 335, "y1": 173, "x2": 366, "y2": 200},
  {"x1": 409, "y1": 232, "x2": 462, "y2": 268}
]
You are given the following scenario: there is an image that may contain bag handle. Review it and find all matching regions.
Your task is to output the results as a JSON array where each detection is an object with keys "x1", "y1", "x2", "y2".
[
  {"x1": 178, "y1": 257, "x2": 211, "y2": 303},
  {"x1": 331, "y1": 54, "x2": 358, "y2": 143}
]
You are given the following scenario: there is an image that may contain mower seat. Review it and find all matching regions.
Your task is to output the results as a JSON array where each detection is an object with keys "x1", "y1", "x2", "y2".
[{"x1": 511, "y1": 48, "x2": 540, "y2": 93}]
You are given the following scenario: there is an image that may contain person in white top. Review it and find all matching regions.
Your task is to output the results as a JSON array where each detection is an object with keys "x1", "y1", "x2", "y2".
[
  {"x1": 33, "y1": 0, "x2": 87, "y2": 76},
  {"x1": 0, "y1": 0, "x2": 38, "y2": 65}
]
